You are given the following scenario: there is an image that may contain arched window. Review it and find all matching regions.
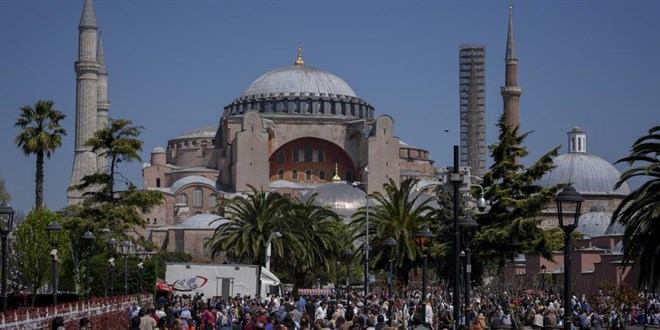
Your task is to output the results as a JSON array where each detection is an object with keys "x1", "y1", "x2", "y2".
[
  {"x1": 345, "y1": 171, "x2": 353, "y2": 182},
  {"x1": 209, "y1": 194, "x2": 218, "y2": 208},
  {"x1": 278, "y1": 169, "x2": 285, "y2": 179},
  {"x1": 193, "y1": 188, "x2": 203, "y2": 207},
  {"x1": 277, "y1": 151, "x2": 285, "y2": 163},
  {"x1": 178, "y1": 193, "x2": 188, "y2": 205},
  {"x1": 319, "y1": 170, "x2": 326, "y2": 181},
  {"x1": 156, "y1": 178, "x2": 161, "y2": 187},
  {"x1": 292, "y1": 169, "x2": 298, "y2": 180},
  {"x1": 305, "y1": 169, "x2": 312, "y2": 180}
]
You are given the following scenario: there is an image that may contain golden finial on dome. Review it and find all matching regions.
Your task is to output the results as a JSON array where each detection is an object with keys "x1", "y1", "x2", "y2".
[
  {"x1": 332, "y1": 162, "x2": 341, "y2": 182},
  {"x1": 295, "y1": 42, "x2": 305, "y2": 66}
]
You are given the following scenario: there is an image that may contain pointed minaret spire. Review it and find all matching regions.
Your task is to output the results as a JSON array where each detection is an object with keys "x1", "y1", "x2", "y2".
[
  {"x1": 501, "y1": 3, "x2": 522, "y2": 132},
  {"x1": 97, "y1": 31, "x2": 107, "y2": 74},
  {"x1": 294, "y1": 42, "x2": 305, "y2": 66},
  {"x1": 79, "y1": 0, "x2": 97, "y2": 28},
  {"x1": 505, "y1": 4, "x2": 517, "y2": 63},
  {"x1": 332, "y1": 162, "x2": 341, "y2": 182}
]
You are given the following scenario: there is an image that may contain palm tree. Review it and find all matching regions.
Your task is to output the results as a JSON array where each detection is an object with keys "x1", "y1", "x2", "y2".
[
  {"x1": 14, "y1": 100, "x2": 67, "y2": 208},
  {"x1": 206, "y1": 186, "x2": 292, "y2": 264},
  {"x1": 612, "y1": 126, "x2": 660, "y2": 289},
  {"x1": 351, "y1": 178, "x2": 436, "y2": 281}
]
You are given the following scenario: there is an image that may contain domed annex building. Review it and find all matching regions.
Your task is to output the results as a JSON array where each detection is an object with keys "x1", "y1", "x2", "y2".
[
  {"x1": 139, "y1": 49, "x2": 436, "y2": 256},
  {"x1": 514, "y1": 127, "x2": 637, "y2": 293}
]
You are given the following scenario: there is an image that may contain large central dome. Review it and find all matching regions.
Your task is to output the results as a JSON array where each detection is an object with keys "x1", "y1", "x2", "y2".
[{"x1": 242, "y1": 65, "x2": 357, "y2": 98}]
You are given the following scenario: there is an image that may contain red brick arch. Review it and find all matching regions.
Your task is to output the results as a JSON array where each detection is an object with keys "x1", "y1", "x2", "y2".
[{"x1": 269, "y1": 137, "x2": 356, "y2": 183}]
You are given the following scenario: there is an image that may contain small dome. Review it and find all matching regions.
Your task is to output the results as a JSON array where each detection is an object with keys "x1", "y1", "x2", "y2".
[
  {"x1": 301, "y1": 182, "x2": 368, "y2": 218},
  {"x1": 577, "y1": 211, "x2": 613, "y2": 237},
  {"x1": 604, "y1": 220, "x2": 625, "y2": 236},
  {"x1": 175, "y1": 126, "x2": 218, "y2": 140},
  {"x1": 242, "y1": 65, "x2": 357, "y2": 98},
  {"x1": 151, "y1": 146, "x2": 165, "y2": 153},
  {"x1": 589, "y1": 201, "x2": 609, "y2": 213}
]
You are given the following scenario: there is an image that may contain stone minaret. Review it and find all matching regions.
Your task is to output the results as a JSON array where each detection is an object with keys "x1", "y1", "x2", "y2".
[
  {"x1": 68, "y1": 0, "x2": 100, "y2": 205},
  {"x1": 96, "y1": 32, "x2": 110, "y2": 171},
  {"x1": 500, "y1": 5, "x2": 522, "y2": 130}
]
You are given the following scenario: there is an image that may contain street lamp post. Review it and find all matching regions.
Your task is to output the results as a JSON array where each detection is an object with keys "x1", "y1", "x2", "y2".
[
  {"x1": 120, "y1": 240, "x2": 131, "y2": 295},
  {"x1": 383, "y1": 236, "x2": 398, "y2": 326},
  {"x1": 0, "y1": 202, "x2": 15, "y2": 313},
  {"x1": 415, "y1": 226, "x2": 433, "y2": 299},
  {"x1": 555, "y1": 186, "x2": 584, "y2": 330},
  {"x1": 137, "y1": 248, "x2": 147, "y2": 293},
  {"x1": 344, "y1": 248, "x2": 352, "y2": 293},
  {"x1": 265, "y1": 232, "x2": 282, "y2": 271},
  {"x1": 81, "y1": 231, "x2": 95, "y2": 301},
  {"x1": 106, "y1": 238, "x2": 117, "y2": 296},
  {"x1": 450, "y1": 145, "x2": 462, "y2": 330},
  {"x1": 540, "y1": 265, "x2": 547, "y2": 293},
  {"x1": 459, "y1": 214, "x2": 478, "y2": 324},
  {"x1": 352, "y1": 165, "x2": 370, "y2": 305},
  {"x1": 46, "y1": 221, "x2": 63, "y2": 307}
]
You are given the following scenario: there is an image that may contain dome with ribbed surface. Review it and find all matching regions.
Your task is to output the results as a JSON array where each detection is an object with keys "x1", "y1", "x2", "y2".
[
  {"x1": 242, "y1": 65, "x2": 357, "y2": 98},
  {"x1": 538, "y1": 128, "x2": 629, "y2": 195},
  {"x1": 301, "y1": 182, "x2": 368, "y2": 218}
]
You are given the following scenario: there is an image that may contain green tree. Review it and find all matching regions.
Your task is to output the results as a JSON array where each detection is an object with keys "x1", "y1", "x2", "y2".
[
  {"x1": 274, "y1": 195, "x2": 344, "y2": 287},
  {"x1": 206, "y1": 186, "x2": 292, "y2": 263},
  {"x1": 68, "y1": 118, "x2": 163, "y2": 230},
  {"x1": 611, "y1": 126, "x2": 660, "y2": 289},
  {"x1": 0, "y1": 171, "x2": 10, "y2": 203},
  {"x1": 14, "y1": 207, "x2": 70, "y2": 306},
  {"x1": 351, "y1": 178, "x2": 437, "y2": 284},
  {"x1": 14, "y1": 100, "x2": 66, "y2": 208},
  {"x1": 474, "y1": 116, "x2": 565, "y2": 270}
]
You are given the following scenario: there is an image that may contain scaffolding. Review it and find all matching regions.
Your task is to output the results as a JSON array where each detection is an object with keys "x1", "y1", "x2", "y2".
[{"x1": 459, "y1": 44, "x2": 487, "y2": 177}]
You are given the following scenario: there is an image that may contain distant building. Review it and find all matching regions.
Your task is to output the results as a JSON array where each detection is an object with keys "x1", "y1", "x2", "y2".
[
  {"x1": 459, "y1": 44, "x2": 487, "y2": 177},
  {"x1": 510, "y1": 127, "x2": 633, "y2": 293}
]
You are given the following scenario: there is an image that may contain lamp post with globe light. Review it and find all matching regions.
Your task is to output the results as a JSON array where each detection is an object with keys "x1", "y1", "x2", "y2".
[
  {"x1": 383, "y1": 236, "x2": 398, "y2": 326},
  {"x1": 0, "y1": 202, "x2": 15, "y2": 313},
  {"x1": 81, "y1": 231, "x2": 95, "y2": 301},
  {"x1": 459, "y1": 214, "x2": 478, "y2": 324},
  {"x1": 106, "y1": 238, "x2": 117, "y2": 296},
  {"x1": 555, "y1": 186, "x2": 584, "y2": 330},
  {"x1": 119, "y1": 240, "x2": 132, "y2": 295},
  {"x1": 415, "y1": 226, "x2": 433, "y2": 298},
  {"x1": 137, "y1": 248, "x2": 147, "y2": 293},
  {"x1": 46, "y1": 221, "x2": 63, "y2": 306},
  {"x1": 352, "y1": 165, "x2": 370, "y2": 305}
]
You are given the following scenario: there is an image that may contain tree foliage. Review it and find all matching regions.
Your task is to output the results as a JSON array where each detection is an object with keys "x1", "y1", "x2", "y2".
[
  {"x1": 350, "y1": 178, "x2": 439, "y2": 285},
  {"x1": 68, "y1": 118, "x2": 163, "y2": 231},
  {"x1": 474, "y1": 116, "x2": 565, "y2": 269},
  {"x1": 14, "y1": 100, "x2": 66, "y2": 208},
  {"x1": 0, "y1": 171, "x2": 10, "y2": 203},
  {"x1": 611, "y1": 125, "x2": 660, "y2": 289},
  {"x1": 206, "y1": 187, "x2": 345, "y2": 287},
  {"x1": 14, "y1": 207, "x2": 70, "y2": 306}
]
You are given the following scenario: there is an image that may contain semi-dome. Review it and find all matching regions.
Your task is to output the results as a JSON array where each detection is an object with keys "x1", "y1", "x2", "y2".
[
  {"x1": 175, "y1": 126, "x2": 217, "y2": 140},
  {"x1": 242, "y1": 65, "x2": 357, "y2": 98},
  {"x1": 538, "y1": 127, "x2": 629, "y2": 195},
  {"x1": 301, "y1": 182, "x2": 368, "y2": 219},
  {"x1": 577, "y1": 210, "x2": 612, "y2": 238}
]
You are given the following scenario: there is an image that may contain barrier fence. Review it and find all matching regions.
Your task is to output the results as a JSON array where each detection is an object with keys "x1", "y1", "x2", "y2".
[{"x1": 0, "y1": 293, "x2": 152, "y2": 330}]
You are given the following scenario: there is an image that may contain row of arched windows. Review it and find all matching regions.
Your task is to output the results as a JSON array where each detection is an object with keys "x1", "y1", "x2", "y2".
[
  {"x1": 276, "y1": 169, "x2": 353, "y2": 182},
  {"x1": 178, "y1": 189, "x2": 218, "y2": 208}
]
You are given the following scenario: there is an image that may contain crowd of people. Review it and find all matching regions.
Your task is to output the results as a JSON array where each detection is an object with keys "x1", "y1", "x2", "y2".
[{"x1": 100, "y1": 286, "x2": 660, "y2": 330}]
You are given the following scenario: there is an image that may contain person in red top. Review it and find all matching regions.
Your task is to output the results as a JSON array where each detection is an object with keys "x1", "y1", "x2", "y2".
[
  {"x1": 200, "y1": 304, "x2": 216, "y2": 330},
  {"x1": 256, "y1": 308, "x2": 269, "y2": 328},
  {"x1": 243, "y1": 312, "x2": 256, "y2": 330}
]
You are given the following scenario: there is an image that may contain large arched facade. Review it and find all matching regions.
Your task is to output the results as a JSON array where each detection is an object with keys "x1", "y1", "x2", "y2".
[{"x1": 268, "y1": 137, "x2": 356, "y2": 183}]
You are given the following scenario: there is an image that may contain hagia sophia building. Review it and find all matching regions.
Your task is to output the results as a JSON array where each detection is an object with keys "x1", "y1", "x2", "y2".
[{"x1": 67, "y1": 0, "x2": 635, "y2": 290}]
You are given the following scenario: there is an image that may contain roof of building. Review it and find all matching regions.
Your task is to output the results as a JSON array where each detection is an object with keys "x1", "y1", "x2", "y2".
[
  {"x1": 171, "y1": 213, "x2": 227, "y2": 229},
  {"x1": 539, "y1": 127, "x2": 629, "y2": 195},
  {"x1": 151, "y1": 146, "x2": 166, "y2": 153},
  {"x1": 577, "y1": 211, "x2": 612, "y2": 238},
  {"x1": 301, "y1": 181, "x2": 369, "y2": 218},
  {"x1": 538, "y1": 152, "x2": 629, "y2": 195},
  {"x1": 170, "y1": 175, "x2": 218, "y2": 193},
  {"x1": 174, "y1": 126, "x2": 217, "y2": 140},
  {"x1": 241, "y1": 64, "x2": 357, "y2": 98}
]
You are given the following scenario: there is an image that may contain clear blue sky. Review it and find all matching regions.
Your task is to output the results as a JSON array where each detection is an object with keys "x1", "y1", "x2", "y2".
[{"x1": 1, "y1": 0, "x2": 659, "y2": 215}]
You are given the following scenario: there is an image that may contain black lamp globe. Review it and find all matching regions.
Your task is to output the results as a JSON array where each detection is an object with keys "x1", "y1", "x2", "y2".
[{"x1": 555, "y1": 186, "x2": 585, "y2": 229}]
